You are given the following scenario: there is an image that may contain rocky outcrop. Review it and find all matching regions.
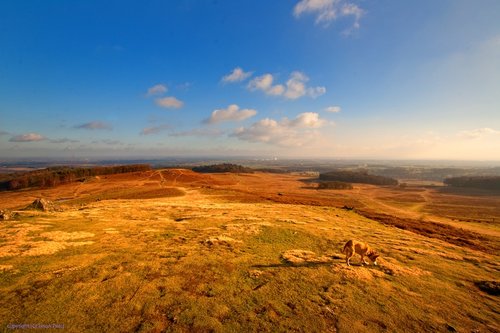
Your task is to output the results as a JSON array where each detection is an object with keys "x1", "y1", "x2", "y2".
[
  {"x1": 0, "y1": 209, "x2": 19, "y2": 221},
  {"x1": 24, "y1": 198, "x2": 58, "y2": 212},
  {"x1": 0, "y1": 210, "x2": 12, "y2": 220}
]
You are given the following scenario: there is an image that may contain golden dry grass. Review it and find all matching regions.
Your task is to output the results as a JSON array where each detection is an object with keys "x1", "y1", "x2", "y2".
[{"x1": 0, "y1": 170, "x2": 499, "y2": 332}]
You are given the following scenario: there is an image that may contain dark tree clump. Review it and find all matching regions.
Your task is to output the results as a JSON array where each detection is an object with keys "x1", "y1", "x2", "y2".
[
  {"x1": 0, "y1": 164, "x2": 151, "y2": 191},
  {"x1": 444, "y1": 176, "x2": 500, "y2": 191},
  {"x1": 192, "y1": 163, "x2": 254, "y2": 174},
  {"x1": 319, "y1": 170, "x2": 398, "y2": 186}
]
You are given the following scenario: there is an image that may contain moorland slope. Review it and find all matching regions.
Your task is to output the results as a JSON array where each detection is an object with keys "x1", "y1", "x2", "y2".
[{"x1": 0, "y1": 169, "x2": 498, "y2": 332}]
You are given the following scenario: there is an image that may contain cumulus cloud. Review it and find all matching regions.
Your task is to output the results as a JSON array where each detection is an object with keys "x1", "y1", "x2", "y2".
[
  {"x1": 341, "y1": 3, "x2": 363, "y2": 30},
  {"x1": 458, "y1": 127, "x2": 500, "y2": 139},
  {"x1": 231, "y1": 112, "x2": 328, "y2": 147},
  {"x1": 204, "y1": 104, "x2": 257, "y2": 124},
  {"x1": 248, "y1": 74, "x2": 285, "y2": 96},
  {"x1": 307, "y1": 87, "x2": 327, "y2": 98},
  {"x1": 74, "y1": 121, "x2": 112, "y2": 130},
  {"x1": 283, "y1": 72, "x2": 307, "y2": 99},
  {"x1": 284, "y1": 71, "x2": 326, "y2": 99},
  {"x1": 140, "y1": 124, "x2": 171, "y2": 135},
  {"x1": 222, "y1": 67, "x2": 253, "y2": 83},
  {"x1": 9, "y1": 133, "x2": 46, "y2": 142},
  {"x1": 155, "y1": 96, "x2": 184, "y2": 109},
  {"x1": 325, "y1": 106, "x2": 341, "y2": 113},
  {"x1": 146, "y1": 84, "x2": 168, "y2": 96},
  {"x1": 294, "y1": 0, "x2": 363, "y2": 31},
  {"x1": 288, "y1": 112, "x2": 327, "y2": 128},
  {"x1": 248, "y1": 71, "x2": 325, "y2": 100}
]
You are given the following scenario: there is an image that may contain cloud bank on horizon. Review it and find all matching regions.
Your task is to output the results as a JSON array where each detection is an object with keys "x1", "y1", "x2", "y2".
[{"x1": 0, "y1": 0, "x2": 499, "y2": 160}]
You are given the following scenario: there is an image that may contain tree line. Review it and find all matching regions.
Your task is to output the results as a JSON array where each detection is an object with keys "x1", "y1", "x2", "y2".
[
  {"x1": 319, "y1": 170, "x2": 398, "y2": 186},
  {"x1": 192, "y1": 163, "x2": 254, "y2": 173},
  {"x1": 0, "y1": 164, "x2": 151, "y2": 191},
  {"x1": 444, "y1": 176, "x2": 500, "y2": 190}
]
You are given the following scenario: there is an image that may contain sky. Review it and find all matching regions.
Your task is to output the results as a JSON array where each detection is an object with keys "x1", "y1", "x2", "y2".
[{"x1": 1, "y1": 0, "x2": 499, "y2": 161}]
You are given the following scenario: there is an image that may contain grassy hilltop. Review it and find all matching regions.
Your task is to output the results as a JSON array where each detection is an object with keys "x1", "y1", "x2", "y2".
[{"x1": 0, "y1": 169, "x2": 499, "y2": 332}]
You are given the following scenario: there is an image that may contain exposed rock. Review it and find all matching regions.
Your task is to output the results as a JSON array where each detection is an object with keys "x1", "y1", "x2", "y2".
[
  {"x1": 475, "y1": 280, "x2": 500, "y2": 296},
  {"x1": 446, "y1": 323, "x2": 457, "y2": 332},
  {"x1": 0, "y1": 210, "x2": 19, "y2": 221},
  {"x1": 24, "y1": 198, "x2": 58, "y2": 212},
  {"x1": 0, "y1": 210, "x2": 11, "y2": 220}
]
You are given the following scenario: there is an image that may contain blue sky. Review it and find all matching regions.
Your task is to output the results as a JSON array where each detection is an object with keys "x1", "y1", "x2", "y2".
[{"x1": 1, "y1": 0, "x2": 499, "y2": 160}]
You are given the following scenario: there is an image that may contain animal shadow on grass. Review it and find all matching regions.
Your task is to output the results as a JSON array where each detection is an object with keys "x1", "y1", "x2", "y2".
[
  {"x1": 252, "y1": 261, "x2": 333, "y2": 269},
  {"x1": 252, "y1": 253, "x2": 345, "y2": 269}
]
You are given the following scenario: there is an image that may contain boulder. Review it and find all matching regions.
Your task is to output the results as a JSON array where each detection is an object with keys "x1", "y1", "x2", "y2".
[
  {"x1": 475, "y1": 280, "x2": 500, "y2": 296},
  {"x1": 0, "y1": 210, "x2": 11, "y2": 220},
  {"x1": 25, "y1": 198, "x2": 55, "y2": 212}
]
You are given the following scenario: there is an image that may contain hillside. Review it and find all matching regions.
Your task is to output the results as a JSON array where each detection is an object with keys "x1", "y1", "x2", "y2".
[{"x1": 0, "y1": 170, "x2": 498, "y2": 332}]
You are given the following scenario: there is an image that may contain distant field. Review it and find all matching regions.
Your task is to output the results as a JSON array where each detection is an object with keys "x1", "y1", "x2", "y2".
[
  {"x1": 0, "y1": 167, "x2": 41, "y2": 174},
  {"x1": 0, "y1": 170, "x2": 498, "y2": 332}
]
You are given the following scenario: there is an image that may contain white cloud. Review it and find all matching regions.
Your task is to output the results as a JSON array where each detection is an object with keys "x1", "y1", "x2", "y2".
[
  {"x1": 288, "y1": 112, "x2": 327, "y2": 128},
  {"x1": 147, "y1": 84, "x2": 168, "y2": 96},
  {"x1": 231, "y1": 112, "x2": 328, "y2": 147},
  {"x1": 294, "y1": 0, "x2": 363, "y2": 31},
  {"x1": 341, "y1": 3, "x2": 363, "y2": 30},
  {"x1": 268, "y1": 84, "x2": 286, "y2": 96},
  {"x1": 325, "y1": 106, "x2": 341, "y2": 113},
  {"x1": 307, "y1": 86, "x2": 327, "y2": 98},
  {"x1": 248, "y1": 71, "x2": 325, "y2": 100},
  {"x1": 155, "y1": 96, "x2": 184, "y2": 109},
  {"x1": 75, "y1": 121, "x2": 112, "y2": 130},
  {"x1": 140, "y1": 124, "x2": 171, "y2": 135},
  {"x1": 248, "y1": 74, "x2": 284, "y2": 96},
  {"x1": 205, "y1": 104, "x2": 257, "y2": 124},
  {"x1": 222, "y1": 67, "x2": 253, "y2": 83},
  {"x1": 458, "y1": 127, "x2": 500, "y2": 139},
  {"x1": 284, "y1": 71, "x2": 326, "y2": 99},
  {"x1": 9, "y1": 133, "x2": 46, "y2": 142},
  {"x1": 283, "y1": 71, "x2": 307, "y2": 99}
]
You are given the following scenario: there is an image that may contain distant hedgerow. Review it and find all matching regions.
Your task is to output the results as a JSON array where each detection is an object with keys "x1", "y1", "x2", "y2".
[
  {"x1": 0, "y1": 164, "x2": 151, "y2": 191},
  {"x1": 444, "y1": 176, "x2": 500, "y2": 191},
  {"x1": 192, "y1": 163, "x2": 254, "y2": 173},
  {"x1": 319, "y1": 170, "x2": 398, "y2": 186}
]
